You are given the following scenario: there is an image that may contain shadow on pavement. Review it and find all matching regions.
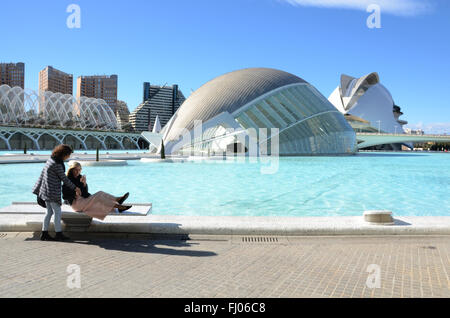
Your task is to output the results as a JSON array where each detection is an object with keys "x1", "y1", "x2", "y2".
[{"x1": 26, "y1": 231, "x2": 218, "y2": 257}]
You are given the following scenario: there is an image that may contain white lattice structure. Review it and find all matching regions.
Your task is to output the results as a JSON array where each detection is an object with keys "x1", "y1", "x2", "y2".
[
  {"x1": 0, "y1": 84, "x2": 118, "y2": 130},
  {"x1": 0, "y1": 126, "x2": 146, "y2": 150}
]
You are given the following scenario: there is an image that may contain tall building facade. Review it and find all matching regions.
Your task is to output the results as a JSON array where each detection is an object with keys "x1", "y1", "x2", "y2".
[
  {"x1": 39, "y1": 66, "x2": 73, "y2": 95},
  {"x1": 76, "y1": 75, "x2": 118, "y2": 111},
  {"x1": 0, "y1": 62, "x2": 25, "y2": 88},
  {"x1": 129, "y1": 83, "x2": 185, "y2": 132}
]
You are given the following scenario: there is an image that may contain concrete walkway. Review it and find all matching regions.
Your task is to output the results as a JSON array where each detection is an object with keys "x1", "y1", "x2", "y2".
[
  {"x1": 1, "y1": 204, "x2": 449, "y2": 298},
  {"x1": 0, "y1": 233, "x2": 448, "y2": 298}
]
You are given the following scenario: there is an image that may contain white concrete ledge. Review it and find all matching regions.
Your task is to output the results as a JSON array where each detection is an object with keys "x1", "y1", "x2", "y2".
[
  {"x1": 0, "y1": 153, "x2": 159, "y2": 164},
  {"x1": 0, "y1": 203, "x2": 151, "y2": 215},
  {"x1": 68, "y1": 160, "x2": 128, "y2": 167},
  {"x1": 0, "y1": 207, "x2": 449, "y2": 236},
  {"x1": 140, "y1": 158, "x2": 188, "y2": 163}
]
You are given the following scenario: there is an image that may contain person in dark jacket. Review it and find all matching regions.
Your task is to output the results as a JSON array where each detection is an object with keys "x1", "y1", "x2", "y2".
[
  {"x1": 62, "y1": 161, "x2": 131, "y2": 220},
  {"x1": 62, "y1": 163, "x2": 91, "y2": 205},
  {"x1": 32, "y1": 145, "x2": 81, "y2": 241}
]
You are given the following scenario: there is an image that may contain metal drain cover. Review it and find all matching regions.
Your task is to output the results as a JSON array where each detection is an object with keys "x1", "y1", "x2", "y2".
[
  {"x1": 232, "y1": 236, "x2": 287, "y2": 244},
  {"x1": 243, "y1": 237, "x2": 278, "y2": 243}
]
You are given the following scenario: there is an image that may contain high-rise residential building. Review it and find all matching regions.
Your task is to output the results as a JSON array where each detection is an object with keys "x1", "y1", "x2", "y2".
[
  {"x1": 76, "y1": 75, "x2": 118, "y2": 111},
  {"x1": 0, "y1": 62, "x2": 25, "y2": 88},
  {"x1": 129, "y1": 83, "x2": 185, "y2": 132},
  {"x1": 39, "y1": 66, "x2": 73, "y2": 95}
]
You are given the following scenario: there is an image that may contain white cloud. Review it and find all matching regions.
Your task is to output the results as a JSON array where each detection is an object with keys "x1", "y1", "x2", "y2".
[
  {"x1": 406, "y1": 122, "x2": 450, "y2": 135},
  {"x1": 282, "y1": 0, "x2": 434, "y2": 16}
]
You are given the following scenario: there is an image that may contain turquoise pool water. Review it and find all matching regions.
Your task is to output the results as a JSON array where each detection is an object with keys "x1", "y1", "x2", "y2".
[{"x1": 1, "y1": 152, "x2": 449, "y2": 217}]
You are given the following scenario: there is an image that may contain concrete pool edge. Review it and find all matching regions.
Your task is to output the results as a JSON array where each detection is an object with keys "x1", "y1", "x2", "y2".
[
  {"x1": 1, "y1": 213, "x2": 449, "y2": 236},
  {"x1": 0, "y1": 153, "x2": 160, "y2": 164}
]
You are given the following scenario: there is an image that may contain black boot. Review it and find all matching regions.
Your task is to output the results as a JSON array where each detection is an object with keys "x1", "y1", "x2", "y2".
[
  {"x1": 40, "y1": 231, "x2": 55, "y2": 241},
  {"x1": 118, "y1": 205, "x2": 132, "y2": 213},
  {"x1": 117, "y1": 192, "x2": 129, "y2": 205},
  {"x1": 54, "y1": 232, "x2": 70, "y2": 241}
]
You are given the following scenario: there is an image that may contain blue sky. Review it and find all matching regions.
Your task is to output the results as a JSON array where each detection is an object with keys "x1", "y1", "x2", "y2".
[{"x1": 1, "y1": 0, "x2": 449, "y2": 133}]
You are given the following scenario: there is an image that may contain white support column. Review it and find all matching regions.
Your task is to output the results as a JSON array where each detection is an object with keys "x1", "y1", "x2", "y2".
[
  {"x1": 114, "y1": 135, "x2": 125, "y2": 150},
  {"x1": 0, "y1": 135, "x2": 11, "y2": 150},
  {"x1": 110, "y1": 135, "x2": 125, "y2": 150},
  {"x1": 129, "y1": 136, "x2": 141, "y2": 150}
]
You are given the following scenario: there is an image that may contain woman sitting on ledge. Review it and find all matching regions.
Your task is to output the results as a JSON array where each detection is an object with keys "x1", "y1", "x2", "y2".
[{"x1": 62, "y1": 161, "x2": 132, "y2": 220}]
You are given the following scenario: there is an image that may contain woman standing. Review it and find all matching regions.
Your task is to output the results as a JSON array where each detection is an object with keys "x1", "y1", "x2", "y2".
[
  {"x1": 32, "y1": 145, "x2": 81, "y2": 241},
  {"x1": 63, "y1": 161, "x2": 131, "y2": 220}
]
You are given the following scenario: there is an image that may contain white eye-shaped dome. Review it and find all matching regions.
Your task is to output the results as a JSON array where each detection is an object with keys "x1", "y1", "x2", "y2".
[{"x1": 159, "y1": 68, "x2": 356, "y2": 155}]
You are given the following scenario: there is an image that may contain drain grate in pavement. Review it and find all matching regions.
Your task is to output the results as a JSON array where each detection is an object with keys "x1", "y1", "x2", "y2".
[
  {"x1": 242, "y1": 236, "x2": 279, "y2": 243},
  {"x1": 231, "y1": 236, "x2": 288, "y2": 244},
  {"x1": 0, "y1": 233, "x2": 7, "y2": 239}
]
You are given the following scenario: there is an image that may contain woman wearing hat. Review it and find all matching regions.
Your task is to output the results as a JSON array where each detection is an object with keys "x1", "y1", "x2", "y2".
[{"x1": 62, "y1": 161, "x2": 131, "y2": 220}]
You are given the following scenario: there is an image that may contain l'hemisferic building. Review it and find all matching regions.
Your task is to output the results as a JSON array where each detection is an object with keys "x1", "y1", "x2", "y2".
[{"x1": 147, "y1": 68, "x2": 358, "y2": 156}]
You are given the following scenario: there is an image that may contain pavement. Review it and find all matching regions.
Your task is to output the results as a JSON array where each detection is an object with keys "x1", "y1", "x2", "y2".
[
  {"x1": 1, "y1": 203, "x2": 449, "y2": 298},
  {"x1": 0, "y1": 232, "x2": 448, "y2": 298}
]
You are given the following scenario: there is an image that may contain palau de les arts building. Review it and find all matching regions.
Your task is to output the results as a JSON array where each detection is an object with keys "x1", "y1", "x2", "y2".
[{"x1": 328, "y1": 72, "x2": 409, "y2": 150}]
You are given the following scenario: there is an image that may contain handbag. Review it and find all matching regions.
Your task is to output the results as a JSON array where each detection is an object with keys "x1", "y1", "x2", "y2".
[{"x1": 37, "y1": 196, "x2": 47, "y2": 208}]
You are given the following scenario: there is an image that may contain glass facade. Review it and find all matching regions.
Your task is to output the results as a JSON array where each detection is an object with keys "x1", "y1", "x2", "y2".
[
  {"x1": 233, "y1": 84, "x2": 356, "y2": 155},
  {"x1": 173, "y1": 83, "x2": 356, "y2": 156}
]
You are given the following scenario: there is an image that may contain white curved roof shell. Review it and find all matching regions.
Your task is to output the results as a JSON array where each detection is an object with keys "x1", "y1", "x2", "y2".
[{"x1": 328, "y1": 73, "x2": 405, "y2": 134}]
